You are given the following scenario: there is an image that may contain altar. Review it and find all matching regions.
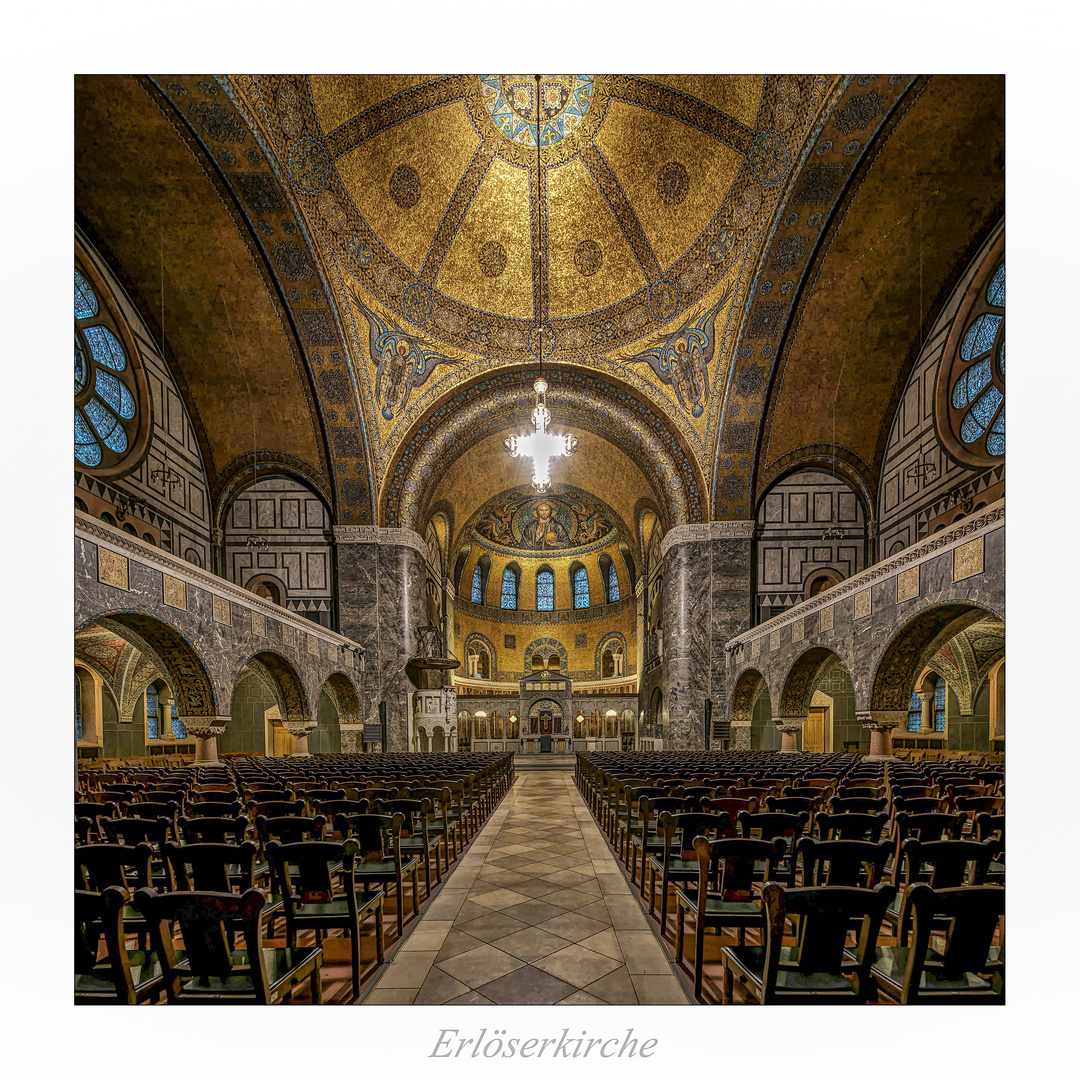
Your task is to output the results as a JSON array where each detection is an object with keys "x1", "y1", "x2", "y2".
[{"x1": 517, "y1": 670, "x2": 574, "y2": 753}]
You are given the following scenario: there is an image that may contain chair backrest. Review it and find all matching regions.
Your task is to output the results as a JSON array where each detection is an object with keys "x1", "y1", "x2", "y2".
[
  {"x1": 334, "y1": 812, "x2": 404, "y2": 860},
  {"x1": 133, "y1": 887, "x2": 275, "y2": 1003},
  {"x1": 694, "y1": 836, "x2": 785, "y2": 900},
  {"x1": 125, "y1": 800, "x2": 179, "y2": 822},
  {"x1": 179, "y1": 815, "x2": 250, "y2": 845},
  {"x1": 266, "y1": 838, "x2": 358, "y2": 907},
  {"x1": 797, "y1": 837, "x2": 892, "y2": 887},
  {"x1": 758, "y1": 881, "x2": 896, "y2": 1002},
  {"x1": 76, "y1": 843, "x2": 154, "y2": 891},
  {"x1": 737, "y1": 810, "x2": 810, "y2": 847},
  {"x1": 379, "y1": 799, "x2": 433, "y2": 837},
  {"x1": 249, "y1": 799, "x2": 307, "y2": 818},
  {"x1": 974, "y1": 812, "x2": 1005, "y2": 845},
  {"x1": 186, "y1": 800, "x2": 245, "y2": 818},
  {"x1": 828, "y1": 795, "x2": 888, "y2": 815},
  {"x1": 75, "y1": 885, "x2": 138, "y2": 1003},
  {"x1": 815, "y1": 811, "x2": 889, "y2": 842},
  {"x1": 707, "y1": 796, "x2": 760, "y2": 817},
  {"x1": 901, "y1": 883, "x2": 1005, "y2": 1002},
  {"x1": 658, "y1": 812, "x2": 732, "y2": 858},
  {"x1": 99, "y1": 815, "x2": 171, "y2": 848},
  {"x1": 165, "y1": 840, "x2": 258, "y2": 893},
  {"x1": 255, "y1": 814, "x2": 328, "y2": 847},
  {"x1": 900, "y1": 838, "x2": 999, "y2": 889}
]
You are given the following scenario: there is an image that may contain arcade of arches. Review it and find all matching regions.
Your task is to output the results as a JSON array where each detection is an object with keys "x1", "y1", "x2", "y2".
[{"x1": 73, "y1": 74, "x2": 1004, "y2": 1005}]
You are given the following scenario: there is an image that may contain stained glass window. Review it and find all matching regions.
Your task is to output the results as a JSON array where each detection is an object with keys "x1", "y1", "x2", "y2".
[
  {"x1": 607, "y1": 562, "x2": 620, "y2": 602},
  {"x1": 471, "y1": 565, "x2": 483, "y2": 603},
  {"x1": 146, "y1": 688, "x2": 159, "y2": 740},
  {"x1": 537, "y1": 570, "x2": 554, "y2": 611},
  {"x1": 573, "y1": 566, "x2": 590, "y2": 609},
  {"x1": 500, "y1": 568, "x2": 517, "y2": 609},
  {"x1": 171, "y1": 702, "x2": 187, "y2": 740},
  {"x1": 74, "y1": 262, "x2": 142, "y2": 471},
  {"x1": 75, "y1": 673, "x2": 83, "y2": 741},
  {"x1": 907, "y1": 691, "x2": 922, "y2": 733},
  {"x1": 943, "y1": 257, "x2": 1004, "y2": 462},
  {"x1": 935, "y1": 682, "x2": 947, "y2": 733}
]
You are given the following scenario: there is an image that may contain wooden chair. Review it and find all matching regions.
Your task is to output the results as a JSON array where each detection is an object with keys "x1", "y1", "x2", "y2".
[
  {"x1": 334, "y1": 812, "x2": 419, "y2": 937},
  {"x1": 630, "y1": 795, "x2": 688, "y2": 892},
  {"x1": 735, "y1": 810, "x2": 810, "y2": 885},
  {"x1": 179, "y1": 815, "x2": 250, "y2": 845},
  {"x1": 797, "y1": 837, "x2": 892, "y2": 888},
  {"x1": 814, "y1": 811, "x2": 890, "y2": 842},
  {"x1": 133, "y1": 887, "x2": 323, "y2": 1003},
  {"x1": 675, "y1": 835, "x2": 785, "y2": 998},
  {"x1": 185, "y1": 799, "x2": 245, "y2": 819},
  {"x1": 266, "y1": 838, "x2": 385, "y2": 997},
  {"x1": 378, "y1": 798, "x2": 442, "y2": 899},
  {"x1": 408, "y1": 786, "x2": 461, "y2": 870},
  {"x1": 647, "y1": 811, "x2": 732, "y2": 928},
  {"x1": 75, "y1": 886, "x2": 164, "y2": 1004},
  {"x1": 827, "y1": 795, "x2": 888, "y2": 815},
  {"x1": 869, "y1": 883, "x2": 1004, "y2": 1003},
  {"x1": 255, "y1": 814, "x2": 329, "y2": 849},
  {"x1": 721, "y1": 881, "x2": 896, "y2": 1004},
  {"x1": 99, "y1": 816, "x2": 175, "y2": 890}
]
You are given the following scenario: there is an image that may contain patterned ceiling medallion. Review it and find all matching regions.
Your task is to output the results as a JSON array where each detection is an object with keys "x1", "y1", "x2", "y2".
[
  {"x1": 657, "y1": 161, "x2": 690, "y2": 206},
  {"x1": 574, "y1": 240, "x2": 603, "y2": 276},
  {"x1": 478, "y1": 241, "x2": 508, "y2": 278},
  {"x1": 480, "y1": 75, "x2": 593, "y2": 149},
  {"x1": 389, "y1": 164, "x2": 421, "y2": 209}
]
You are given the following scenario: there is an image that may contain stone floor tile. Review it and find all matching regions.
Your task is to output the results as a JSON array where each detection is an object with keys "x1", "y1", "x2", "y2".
[
  {"x1": 455, "y1": 910, "x2": 530, "y2": 943},
  {"x1": 493, "y1": 925, "x2": 574, "y2": 962},
  {"x1": 630, "y1": 974, "x2": 692, "y2": 1004},
  {"x1": 435, "y1": 929, "x2": 486, "y2": 963},
  {"x1": 413, "y1": 967, "x2": 471, "y2": 1005},
  {"x1": 615, "y1": 930, "x2": 672, "y2": 975},
  {"x1": 554, "y1": 989, "x2": 607, "y2": 1004},
  {"x1": 536, "y1": 910, "x2": 611, "y2": 943},
  {"x1": 582, "y1": 966, "x2": 638, "y2": 1004},
  {"x1": 466, "y1": 886, "x2": 534, "y2": 910},
  {"x1": 500, "y1": 898, "x2": 566, "y2": 925},
  {"x1": 577, "y1": 929, "x2": 623, "y2": 961},
  {"x1": 374, "y1": 951, "x2": 439, "y2": 989},
  {"x1": 540, "y1": 868, "x2": 595, "y2": 887},
  {"x1": 363, "y1": 987, "x2": 419, "y2": 1004},
  {"x1": 436, "y1": 943, "x2": 527, "y2": 988},
  {"x1": 400, "y1": 920, "x2": 455, "y2": 952},
  {"x1": 444, "y1": 989, "x2": 496, "y2": 1004},
  {"x1": 475, "y1": 965, "x2": 578, "y2": 1005},
  {"x1": 531, "y1": 943, "x2": 623, "y2": 987}
]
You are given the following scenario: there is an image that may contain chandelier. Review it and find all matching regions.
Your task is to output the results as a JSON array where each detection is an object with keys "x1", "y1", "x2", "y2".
[{"x1": 504, "y1": 75, "x2": 579, "y2": 493}]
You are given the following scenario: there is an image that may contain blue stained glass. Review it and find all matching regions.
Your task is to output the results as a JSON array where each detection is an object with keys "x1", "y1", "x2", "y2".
[
  {"x1": 84, "y1": 398, "x2": 120, "y2": 440},
  {"x1": 94, "y1": 370, "x2": 135, "y2": 420},
  {"x1": 985, "y1": 262, "x2": 1005, "y2": 307},
  {"x1": 987, "y1": 432, "x2": 1004, "y2": 456},
  {"x1": 171, "y1": 703, "x2": 186, "y2": 739},
  {"x1": 960, "y1": 409, "x2": 986, "y2": 444},
  {"x1": 608, "y1": 562, "x2": 620, "y2": 602},
  {"x1": 75, "y1": 673, "x2": 83, "y2": 741},
  {"x1": 537, "y1": 570, "x2": 554, "y2": 611},
  {"x1": 952, "y1": 355, "x2": 992, "y2": 409},
  {"x1": 934, "y1": 683, "x2": 947, "y2": 733},
  {"x1": 960, "y1": 314, "x2": 1002, "y2": 362},
  {"x1": 907, "y1": 690, "x2": 921, "y2": 733},
  {"x1": 969, "y1": 384, "x2": 1003, "y2": 428},
  {"x1": 75, "y1": 269, "x2": 98, "y2": 319},
  {"x1": 990, "y1": 408, "x2": 1004, "y2": 434},
  {"x1": 998, "y1": 339, "x2": 1004, "y2": 376},
  {"x1": 573, "y1": 566, "x2": 590, "y2": 609},
  {"x1": 146, "y1": 688, "x2": 159, "y2": 740},
  {"x1": 471, "y1": 565, "x2": 482, "y2": 603},
  {"x1": 84, "y1": 325, "x2": 127, "y2": 371},
  {"x1": 102, "y1": 420, "x2": 128, "y2": 454},
  {"x1": 500, "y1": 568, "x2": 517, "y2": 609},
  {"x1": 75, "y1": 412, "x2": 102, "y2": 466}
]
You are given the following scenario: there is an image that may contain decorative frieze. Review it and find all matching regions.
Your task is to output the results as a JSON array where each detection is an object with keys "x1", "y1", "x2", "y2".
[
  {"x1": 307, "y1": 635, "x2": 319, "y2": 655},
  {"x1": 251, "y1": 611, "x2": 266, "y2": 637},
  {"x1": 953, "y1": 537, "x2": 984, "y2": 582},
  {"x1": 792, "y1": 619, "x2": 804, "y2": 643},
  {"x1": 333, "y1": 525, "x2": 427, "y2": 558},
  {"x1": 163, "y1": 574, "x2": 187, "y2": 610},
  {"x1": 854, "y1": 588, "x2": 872, "y2": 620},
  {"x1": 212, "y1": 596, "x2": 231, "y2": 625},
  {"x1": 897, "y1": 565, "x2": 920, "y2": 603},
  {"x1": 660, "y1": 520, "x2": 755, "y2": 559},
  {"x1": 770, "y1": 630, "x2": 781, "y2": 652},
  {"x1": 820, "y1": 606, "x2": 833, "y2": 633},
  {"x1": 282, "y1": 624, "x2": 295, "y2": 647}
]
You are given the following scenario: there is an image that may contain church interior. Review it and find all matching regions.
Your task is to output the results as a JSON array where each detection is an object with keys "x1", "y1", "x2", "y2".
[{"x1": 73, "y1": 73, "x2": 1006, "y2": 1007}]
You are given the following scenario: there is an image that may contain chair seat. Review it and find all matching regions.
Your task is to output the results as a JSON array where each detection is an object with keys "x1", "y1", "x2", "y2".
[
  {"x1": 647, "y1": 855, "x2": 698, "y2": 876},
  {"x1": 75, "y1": 950, "x2": 163, "y2": 1000},
  {"x1": 673, "y1": 886, "x2": 761, "y2": 922},
  {"x1": 869, "y1": 945, "x2": 1001, "y2": 995},
  {"x1": 724, "y1": 945, "x2": 857, "y2": 994},
  {"x1": 170, "y1": 946, "x2": 322, "y2": 1001}
]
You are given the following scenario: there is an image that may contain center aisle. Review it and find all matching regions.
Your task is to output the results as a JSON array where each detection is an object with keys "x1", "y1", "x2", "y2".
[{"x1": 362, "y1": 769, "x2": 693, "y2": 1005}]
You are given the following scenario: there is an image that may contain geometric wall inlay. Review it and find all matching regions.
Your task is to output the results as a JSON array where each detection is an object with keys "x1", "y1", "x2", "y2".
[
  {"x1": 163, "y1": 574, "x2": 187, "y2": 610},
  {"x1": 212, "y1": 596, "x2": 231, "y2": 625},
  {"x1": 897, "y1": 565, "x2": 920, "y2": 603},
  {"x1": 751, "y1": 637, "x2": 761, "y2": 657},
  {"x1": 792, "y1": 618, "x2": 804, "y2": 642},
  {"x1": 770, "y1": 629, "x2": 780, "y2": 652},
  {"x1": 953, "y1": 537, "x2": 984, "y2": 582},
  {"x1": 251, "y1": 611, "x2": 266, "y2": 637},
  {"x1": 819, "y1": 605, "x2": 834, "y2": 633},
  {"x1": 854, "y1": 588, "x2": 872, "y2": 619},
  {"x1": 97, "y1": 549, "x2": 129, "y2": 590},
  {"x1": 282, "y1": 624, "x2": 295, "y2": 647},
  {"x1": 307, "y1": 634, "x2": 319, "y2": 655}
]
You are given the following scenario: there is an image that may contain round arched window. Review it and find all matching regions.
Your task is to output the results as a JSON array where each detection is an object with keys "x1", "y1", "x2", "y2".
[
  {"x1": 937, "y1": 237, "x2": 1005, "y2": 467},
  {"x1": 74, "y1": 251, "x2": 150, "y2": 476}
]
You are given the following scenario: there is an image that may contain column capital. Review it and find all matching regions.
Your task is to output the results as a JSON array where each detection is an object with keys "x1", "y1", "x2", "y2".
[
  {"x1": 774, "y1": 716, "x2": 806, "y2": 733},
  {"x1": 332, "y1": 525, "x2": 427, "y2": 558},
  {"x1": 178, "y1": 715, "x2": 230, "y2": 737},
  {"x1": 857, "y1": 710, "x2": 905, "y2": 732},
  {"x1": 660, "y1": 520, "x2": 754, "y2": 560},
  {"x1": 282, "y1": 721, "x2": 318, "y2": 736}
]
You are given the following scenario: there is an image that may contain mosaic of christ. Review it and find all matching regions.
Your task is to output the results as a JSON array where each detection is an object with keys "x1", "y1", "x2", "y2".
[{"x1": 471, "y1": 488, "x2": 616, "y2": 551}]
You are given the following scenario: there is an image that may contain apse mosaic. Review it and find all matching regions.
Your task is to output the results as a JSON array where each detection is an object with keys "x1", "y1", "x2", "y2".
[
  {"x1": 480, "y1": 75, "x2": 593, "y2": 149},
  {"x1": 467, "y1": 485, "x2": 621, "y2": 556}
]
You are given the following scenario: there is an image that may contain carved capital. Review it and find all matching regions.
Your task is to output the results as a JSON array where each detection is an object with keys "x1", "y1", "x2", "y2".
[
  {"x1": 282, "y1": 721, "x2": 318, "y2": 736},
  {"x1": 179, "y1": 715, "x2": 230, "y2": 738},
  {"x1": 858, "y1": 710, "x2": 905, "y2": 732}
]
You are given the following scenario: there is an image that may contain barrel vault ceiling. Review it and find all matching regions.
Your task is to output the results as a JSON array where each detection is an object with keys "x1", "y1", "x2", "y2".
[{"x1": 73, "y1": 74, "x2": 1004, "y2": 540}]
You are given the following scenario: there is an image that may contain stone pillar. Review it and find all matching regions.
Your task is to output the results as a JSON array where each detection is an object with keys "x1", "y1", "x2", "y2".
[
  {"x1": 158, "y1": 692, "x2": 175, "y2": 739},
  {"x1": 181, "y1": 716, "x2": 230, "y2": 764},
  {"x1": 660, "y1": 523, "x2": 754, "y2": 751},
  {"x1": 284, "y1": 721, "x2": 317, "y2": 757},
  {"x1": 859, "y1": 710, "x2": 905, "y2": 760},
  {"x1": 776, "y1": 718, "x2": 805, "y2": 753},
  {"x1": 339, "y1": 723, "x2": 364, "y2": 754},
  {"x1": 918, "y1": 690, "x2": 934, "y2": 733},
  {"x1": 730, "y1": 720, "x2": 751, "y2": 751},
  {"x1": 334, "y1": 527, "x2": 426, "y2": 752}
]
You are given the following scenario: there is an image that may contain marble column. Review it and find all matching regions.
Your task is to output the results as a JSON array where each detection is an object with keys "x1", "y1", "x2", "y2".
[
  {"x1": 776, "y1": 717, "x2": 805, "y2": 753},
  {"x1": 660, "y1": 523, "x2": 753, "y2": 751},
  {"x1": 859, "y1": 710, "x2": 905, "y2": 759},
  {"x1": 284, "y1": 721, "x2": 317, "y2": 757},
  {"x1": 334, "y1": 527, "x2": 426, "y2": 753},
  {"x1": 181, "y1": 716, "x2": 230, "y2": 764},
  {"x1": 918, "y1": 690, "x2": 934, "y2": 734}
]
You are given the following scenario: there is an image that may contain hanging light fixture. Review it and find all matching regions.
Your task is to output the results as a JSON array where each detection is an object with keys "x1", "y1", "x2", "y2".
[{"x1": 504, "y1": 75, "x2": 578, "y2": 493}]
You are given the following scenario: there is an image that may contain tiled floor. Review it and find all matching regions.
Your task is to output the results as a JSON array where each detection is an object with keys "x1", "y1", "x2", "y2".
[{"x1": 362, "y1": 770, "x2": 693, "y2": 1005}]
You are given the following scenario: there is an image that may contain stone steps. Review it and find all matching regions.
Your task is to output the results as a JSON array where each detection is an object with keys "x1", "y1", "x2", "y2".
[{"x1": 512, "y1": 753, "x2": 577, "y2": 771}]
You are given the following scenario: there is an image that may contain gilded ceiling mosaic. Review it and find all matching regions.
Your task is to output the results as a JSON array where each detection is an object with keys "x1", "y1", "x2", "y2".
[{"x1": 466, "y1": 484, "x2": 623, "y2": 557}]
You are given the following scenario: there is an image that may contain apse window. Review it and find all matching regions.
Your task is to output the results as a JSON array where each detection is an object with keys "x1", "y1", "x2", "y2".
[
  {"x1": 500, "y1": 567, "x2": 518, "y2": 610},
  {"x1": 536, "y1": 569, "x2": 554, "y2": 611},
  {"x1": 74, "y1": 257, "x2": 149, "y2": 476},
  {"x1": 471, "y1": 565, "x2": 483, "y2": 604},
  {"x1": 573, "y1": 565, "x2": 590, "y2": 609},
  {"x1": 938, "y1": 252, "x2": 1004, "y2": 465},
  {"x1": 607, "y1": 561, "x2": 620, "y2": 602}
]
